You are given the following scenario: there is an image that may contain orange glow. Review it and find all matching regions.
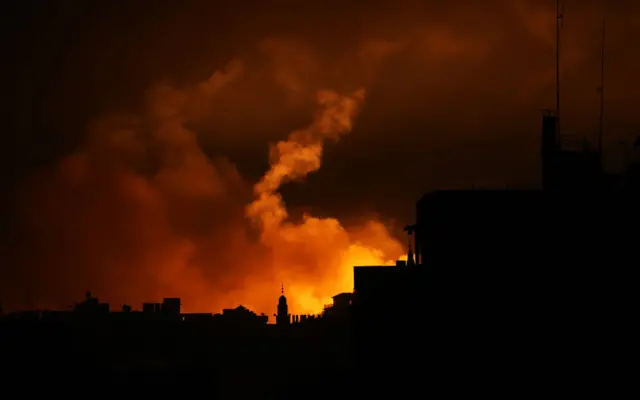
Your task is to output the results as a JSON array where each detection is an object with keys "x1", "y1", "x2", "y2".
[
  {"x1": 245, "y1": 88, "x2": 404, "y2": 315},
  {"x1": 7, "y1": 75, "x2": 404, "y2": 317}
]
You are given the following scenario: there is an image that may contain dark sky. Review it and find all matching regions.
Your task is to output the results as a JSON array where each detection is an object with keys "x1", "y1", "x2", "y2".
[{"x1": 0, "y1": 0, "x2": 638, "y2": 314}]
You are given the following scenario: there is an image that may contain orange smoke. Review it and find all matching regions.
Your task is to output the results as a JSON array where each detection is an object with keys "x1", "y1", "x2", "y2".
[
  {"x1": 3, "y1": 60, "x2": 404, "y2": 318},
  {"x1": 246, "y1": 88, "x2": 403, "y2": 313},
  {"x1": 248, "y1": 88, "x2": 366, "y2": 228}
]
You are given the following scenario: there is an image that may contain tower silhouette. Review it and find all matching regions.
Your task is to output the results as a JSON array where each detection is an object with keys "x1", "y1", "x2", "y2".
[{"x1": 275, "y1": 284, "x2": 290, "y2": 326}]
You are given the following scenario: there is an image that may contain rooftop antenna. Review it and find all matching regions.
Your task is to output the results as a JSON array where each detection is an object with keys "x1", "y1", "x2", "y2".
[
  {"x1": 556, "y1": 0, "x2": 564, "y2": 144},
  {"x1": 597, "y1": 18, "x2": 606, "y2": 159}
]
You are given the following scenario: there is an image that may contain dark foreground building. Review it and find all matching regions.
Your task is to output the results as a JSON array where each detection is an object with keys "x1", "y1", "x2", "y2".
[
  {"x1": 351, "y1": 110, "x2": 639, "y2": 395},
  {"x1": 353, "y1": 191, "x2": 638, "y2": 395}
]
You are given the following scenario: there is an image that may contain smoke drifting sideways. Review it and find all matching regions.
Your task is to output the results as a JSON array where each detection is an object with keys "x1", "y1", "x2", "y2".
[{"x1": 3, "y1": 61, "x2": 404, "y2": 316}]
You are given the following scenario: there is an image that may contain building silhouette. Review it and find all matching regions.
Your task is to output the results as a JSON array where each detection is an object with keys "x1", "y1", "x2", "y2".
[
  {"x1": 218, "y1": 305, "x2": 268, "y2": 325},
  {"x1": 73, "y1": 291, "x2": 110, "y2": 316},
  {"x1": 275, "y1": 284, "x2": 290, "y2": 326},
  {"x1": 350, "y1": 106, "x2": 640, "y2": 391},
  {"x1": 162, "y1": 298, "x2": 181, "y2": 318},
  {"x1": 322, "y1": 293, "x2": 353, "y2": 321}
]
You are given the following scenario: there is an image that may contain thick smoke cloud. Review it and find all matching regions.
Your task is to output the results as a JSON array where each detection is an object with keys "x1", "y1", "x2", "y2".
[
  {"x1": 1, "y1": 0, "x2": 638, "y2": 314},
  {"x1": 2, "y1": 48, "x2": 403, "y2": 315}
]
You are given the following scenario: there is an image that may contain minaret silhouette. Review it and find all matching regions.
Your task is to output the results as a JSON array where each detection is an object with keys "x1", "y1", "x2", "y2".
[{"x1": 276, "y1": 283, "x2": 290, "y2": 325}]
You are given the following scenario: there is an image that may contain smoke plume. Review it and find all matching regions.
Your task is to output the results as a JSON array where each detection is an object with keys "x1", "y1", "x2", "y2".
[{"x1": 3, "y1": 58, "x2": 403, "y2": 316}]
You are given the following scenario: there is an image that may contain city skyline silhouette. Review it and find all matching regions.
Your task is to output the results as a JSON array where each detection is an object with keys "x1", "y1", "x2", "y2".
[
  {"x1": 2, "y1": 0, "x2": 639, "y2": 316},
  {"x1": 0, "y1": 0, "x2": 637, "y2": 396}
]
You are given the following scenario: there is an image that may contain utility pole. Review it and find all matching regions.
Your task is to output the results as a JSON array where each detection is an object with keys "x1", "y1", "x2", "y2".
[
  {"x1": 598, "y1": 18, "x2": 606, "y2": 158},
  {"x1": 556, "y1": 0, "x2": 563, "y2": 145}
]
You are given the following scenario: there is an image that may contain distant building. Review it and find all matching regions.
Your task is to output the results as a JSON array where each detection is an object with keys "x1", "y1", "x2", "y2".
[
  {"x1": 182, "y1": 313, "x2": 213, "y2": 322},
  {"x1": 220, "y1": 306, "x2": 268, "y2": 325},
  {"x1": 73, "y1": 291, "x2": 109, "y2": 317},
  {"x1": 142, "y1": 302, "x2": 162, "y2": 314},
  {"x1": 323, "y1": 292, "x2": 353, "y2": 321},
  {"x1": 41, "y1": 310, "x2": 72, "y2": 322},
  {"x1": 162, "y1": 298, "x2": 181, "y2": 317},
  {"x1": 13, "y1": 310, "x2": 41, "y2": 321},
  {"x1": 290, "y1": 314, "x2": 320, "y2": 325},
  {"x1": 332, "y1": 293, "x2": 353, "y2": 308}
]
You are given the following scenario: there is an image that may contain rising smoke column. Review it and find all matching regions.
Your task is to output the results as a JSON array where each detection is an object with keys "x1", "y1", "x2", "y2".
[
  {"x1": 247, "y1": 88, "x2": 366, "y2": 233},
  {"x1": 245, "y1": 88, "x2": 403, "y2": 313}
]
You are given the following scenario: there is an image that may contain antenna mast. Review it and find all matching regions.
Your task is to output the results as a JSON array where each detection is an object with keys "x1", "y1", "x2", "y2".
[
  {"x1": 556, "y1": 0, "x2": 563, "y2": 144},
  {"x1": 598, "y1": 18, "x2": 606, "y2": 158}
]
